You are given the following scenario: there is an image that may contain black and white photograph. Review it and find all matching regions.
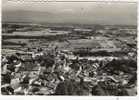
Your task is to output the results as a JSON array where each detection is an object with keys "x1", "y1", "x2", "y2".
[{"x1": 1, "y1": 0, "x2": 137, "y2": 96}]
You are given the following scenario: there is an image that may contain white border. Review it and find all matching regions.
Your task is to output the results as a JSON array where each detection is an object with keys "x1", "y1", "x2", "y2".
[{"x1": 0, "y1": 0, "x2": 138, "y2": 100}]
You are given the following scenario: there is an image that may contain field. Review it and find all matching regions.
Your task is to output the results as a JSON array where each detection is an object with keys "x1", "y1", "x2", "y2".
[{"x1": 2, "y1": 23, "x2": 137, "y2": 57}]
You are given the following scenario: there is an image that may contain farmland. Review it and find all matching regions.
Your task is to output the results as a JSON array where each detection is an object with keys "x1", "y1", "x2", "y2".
[{"x1": 1, "y1": 23, "x2": 137, "y2": 95}]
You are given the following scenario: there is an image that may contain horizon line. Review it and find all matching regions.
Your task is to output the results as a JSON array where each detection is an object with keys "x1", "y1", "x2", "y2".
[{"x1": 2, "y1": 21, "x2": 137, "y2": 26}]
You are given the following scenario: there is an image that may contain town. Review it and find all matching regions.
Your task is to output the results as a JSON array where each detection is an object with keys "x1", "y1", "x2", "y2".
[{"x1": 1, "y1": 22, "x2": 137, "y2": 95}]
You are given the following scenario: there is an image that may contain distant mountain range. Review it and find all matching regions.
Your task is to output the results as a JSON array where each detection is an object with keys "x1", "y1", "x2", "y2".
[
  {"x1": 2, "y1": 10, "x2": 137, "y2": 25},
  {"x1": 2, "y1": 10, "x2": 56, "y2": 23}
]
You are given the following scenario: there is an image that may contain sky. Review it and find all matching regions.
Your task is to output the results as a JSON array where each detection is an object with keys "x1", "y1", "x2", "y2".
[{"x1": 2, "y1": 0, "x2": 137, "y2": 25}]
